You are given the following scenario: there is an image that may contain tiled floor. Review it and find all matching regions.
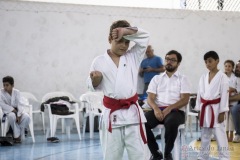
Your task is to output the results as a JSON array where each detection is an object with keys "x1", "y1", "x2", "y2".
[{"x1": 0, "y1": 127, "x2": 238, "y2": 160}]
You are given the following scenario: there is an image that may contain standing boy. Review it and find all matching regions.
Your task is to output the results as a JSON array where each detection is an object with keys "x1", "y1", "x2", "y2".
[
  {"x1": 195, "y1": 51, "x2": 229, "y2": 160},
  {"x1": 87, "y1": 20, "x2": 150, "y2": 160}
]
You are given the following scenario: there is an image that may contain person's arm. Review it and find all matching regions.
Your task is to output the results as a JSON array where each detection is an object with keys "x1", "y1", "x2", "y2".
[
  {"x1": 90, "y1": 71, "x2": 103, "y2": 88},
  {"x1": 124, "y1": 27, "x2": 150, "y2": 64},
  {"x1": 144, "y1": 66, "x2": 165, "y2": 73},
  {"x1": 139, "y1": 68, "x2": 144, "y2": 77},
  {"x1": 112, "y1": 27, "x2": 138, "y2": 41},
  {"x1": 218, "y1": 75, "x2": 230, "y2": 123},
  {"x1": 0, "y1": 93, "x2": 15, "y2": 114},
  {"x1": 162, "y1": 93, "x2": 190, "y2": 117},
  {"x1": 229, "y1": 94, "x2": 240, "y2": 102},
  {"x1": 147, "y1": 92, "x2": 164, "y2": 121}
]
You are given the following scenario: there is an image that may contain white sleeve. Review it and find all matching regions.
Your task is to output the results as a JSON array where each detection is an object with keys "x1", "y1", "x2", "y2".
[
  {"x1": 0, "y1": 93, "x2": 14, "y2": 114},
  {"x1": 194, "y1": 77, "x2": 203, "y2": 111},
  {"x1": 124, "y1": 28, "x2": 150, "y2": 66},
  {"x1": 146, "y1": 76, "x2": 158, "y2": 94},
  {"x1": 86, "y1": 57, "x2": 103, "y2": 92},
  {"x1": 180, "y1": 75, "x2": 191, "y2": 94},
  {"x1": 219, "y1": 75, "x2": 230, "y2": 113}
]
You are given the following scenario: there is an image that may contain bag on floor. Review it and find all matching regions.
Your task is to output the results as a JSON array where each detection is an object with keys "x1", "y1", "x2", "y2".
[{"x1": 0, "y1": 137, "x2": 14, "y2": 146}]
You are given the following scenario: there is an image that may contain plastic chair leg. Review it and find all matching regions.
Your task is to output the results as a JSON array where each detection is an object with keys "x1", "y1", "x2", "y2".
[
  {"x1": 29, "y1": 120, "x2": 35, "y2": 143},
  {"x1": 41, "y1": 112, "x2": 45, "y2": 134}
]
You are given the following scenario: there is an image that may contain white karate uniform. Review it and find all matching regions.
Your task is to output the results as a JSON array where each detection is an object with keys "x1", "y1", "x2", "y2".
[
  {"x1": 226, "y1": 73, "x2": 237, "y2": 131},
  {"x1": 195, "y1": 70, "x2": 229, "y2": 160},
  {"x1": 0, "y1": 88, "x2": 30, "y2": 139},
  {"x1": 87, "y1": 28, "x2": 150, "y2": 160}
]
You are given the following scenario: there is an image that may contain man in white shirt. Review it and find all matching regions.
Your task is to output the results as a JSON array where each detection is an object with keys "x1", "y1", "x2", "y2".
[
  {"x1": 145, "y1": 50, "x2": 191, "y2": 160},
  {"x1": 0, "y1": 76, "x2": 30, "y2": 143},
  {"x1": 230, "y1": 60, "x2": 240, "y2": 143}
]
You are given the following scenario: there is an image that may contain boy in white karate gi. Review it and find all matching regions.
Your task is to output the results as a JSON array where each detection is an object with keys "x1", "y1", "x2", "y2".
[
  {"x1": 0, "y1": 76, "x2": 30, "y2": 143},
  {"x1": 195, "y1": 51, "x2": 229, "y2": 160},
  {"x1": 87, "y1": 20, "x2": 150, "y2": 160}
]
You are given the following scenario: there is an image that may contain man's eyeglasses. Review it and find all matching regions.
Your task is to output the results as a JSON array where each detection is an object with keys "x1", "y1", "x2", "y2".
[{"x1": 165, "y1": 58, "x2": 178, "y2": 63}]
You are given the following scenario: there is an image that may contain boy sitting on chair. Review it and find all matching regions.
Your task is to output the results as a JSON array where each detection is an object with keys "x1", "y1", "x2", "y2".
[{"x1": 0, "y1": 76, "x2": 30, "y2": 143}]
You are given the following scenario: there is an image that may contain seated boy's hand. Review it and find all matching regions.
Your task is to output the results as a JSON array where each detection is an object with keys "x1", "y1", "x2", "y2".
[{"x1": 218, "y1": 112, "x2": 225, "y2": 123}]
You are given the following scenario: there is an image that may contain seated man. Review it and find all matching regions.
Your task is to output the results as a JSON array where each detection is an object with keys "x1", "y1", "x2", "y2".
[
  {"x1": 145, "y1": 50, "x2": 191, "y2": 160},
  {"x1": 0, "y1": 76, "x2": 30, "y2": 143},
  {"x1": 230, "y1": 60, "x2": 240, "y2": 143}
]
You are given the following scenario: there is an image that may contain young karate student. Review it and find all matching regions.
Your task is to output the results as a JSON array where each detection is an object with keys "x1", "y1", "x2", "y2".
[
  {"x1": 87, "y1": 20, "x2": 150, "y2": 160},
  {"x1": 224, "y1": 60, "x2": 238, "y2": 142},
  {"x1": 195, "y1": 51, "x2": 229, "y2": 160},
  {"x1": 0, "y1": 76, "x2": 30, "y2": 143}
]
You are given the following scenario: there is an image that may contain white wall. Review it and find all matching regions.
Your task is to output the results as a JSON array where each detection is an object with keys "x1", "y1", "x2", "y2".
[{"x1": 1, "y1": 0, "x2": 240, "y2": 98}]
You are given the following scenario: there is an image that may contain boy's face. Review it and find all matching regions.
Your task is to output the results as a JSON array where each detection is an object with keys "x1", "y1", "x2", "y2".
[
  {"x1": 204, "y1": 57, "x2": 219, "y2": 71},
  {"x1": 109, "y1": 37, "x2": 130, "y2": 56},
  {"x1": 3, "y1": 82, "x2": 13, "y2": 94}
]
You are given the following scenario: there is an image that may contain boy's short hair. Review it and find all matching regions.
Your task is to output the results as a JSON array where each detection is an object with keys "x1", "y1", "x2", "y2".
[
  {"x1": 109, "y1": 20, "x2": 131, "y2": 38},
  {"x1": 165, "y1": 50, "x2": 182, "y2": 63},
  {"x1": 2, "y1": 76, "x2": 14, "y2": 85},
  {"x1": 204, "y1": 51, "x2": 219, "y2": 60}
]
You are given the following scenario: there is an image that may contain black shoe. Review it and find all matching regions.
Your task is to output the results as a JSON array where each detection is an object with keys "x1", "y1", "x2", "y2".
[
  {"x1": 25, "y1": 128, "x2": 28, "y2": 137},
  {"x1": 47, "y1": 137, "x2": 60, "y2": 143},
  {"x1": 150, "y1": 151, "x2": 163, "y2": 160},
  {"x1": 155, "y1": 134, "x2": 161, "y2": 140},
  {"x1": 164, "y1": 153, "x2": 173, "y2": 160},
  {"x1": 197, "y1": 137, "x2": 201, "y2": 141},
  {"x1": 13, "y1": 136, "x2": 22, "y2": 143}
]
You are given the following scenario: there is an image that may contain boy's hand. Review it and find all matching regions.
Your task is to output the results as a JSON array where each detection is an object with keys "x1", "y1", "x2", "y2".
[
  {"x1": 16, "y1": 116, "x2": 22, "y2": 124},
  {"x1": 218, "y1": 112, "x2": 225, "y2": 123},
  {"x1": 90, "y1": 71, "x2": 103, "y2": 87},
  {"x1": 112, "y1": 28, "x2": 125, "y2": 41},
  {"x1": 112, "y1": 27, "x2": 137, "y2": 41}
]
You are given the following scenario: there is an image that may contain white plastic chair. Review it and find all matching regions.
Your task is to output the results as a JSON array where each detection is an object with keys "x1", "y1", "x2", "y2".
[
  {"x1": 42, "y1": 91, "x2": 81, "y2": 140},
  {"x1": 21, "y1": 92, "x2": 45, "y2": 133},
  {"x1": 0, "y1": 108, "x2": 3, "y2": 136},
  {"x1": 0, "y1": 98, "x2": 35, "y2": 143},
  {"x1": 185, "y1": 95, "x2": 199, "y2": 137},
  {"x1": 80, "y1": 92, "x2": 103, "y2": 139}
]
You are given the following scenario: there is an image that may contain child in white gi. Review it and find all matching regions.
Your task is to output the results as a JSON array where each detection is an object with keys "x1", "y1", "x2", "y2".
[
  {"x1": 195, "y1": 51, "x2": 229, "y2": 160},
  {"x1": 87, "y1": 20, "x2": 150, "y2": 160},
  {"x1": 224, "y1": 60, "x2": 238, "y2": 142},
  {"x1": 0, "y1": 76, "x2": 30, "y2": 143}
]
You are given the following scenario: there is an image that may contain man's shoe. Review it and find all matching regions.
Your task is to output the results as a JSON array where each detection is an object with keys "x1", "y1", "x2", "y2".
[
  {"x1": 155, "y1": 134, "x2": 161, "y2": 140},
  {"x1": 150, "y1": 151, "x2": 163, "y2": 160},
  {"x1": 233, "y1": 135, "x2": 240, "y2": 143},
  {"x1": 164, "y1": 153, "x2": 173, "y2": 160}
]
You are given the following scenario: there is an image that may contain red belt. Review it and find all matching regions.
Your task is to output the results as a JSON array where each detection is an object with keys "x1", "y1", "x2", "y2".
[
  {"x1": 103, "y1": 93, "x2": 147, "y2": 144},
  {"x1": 200, "y1": 97, "x2": 221, "y2": 128}
]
